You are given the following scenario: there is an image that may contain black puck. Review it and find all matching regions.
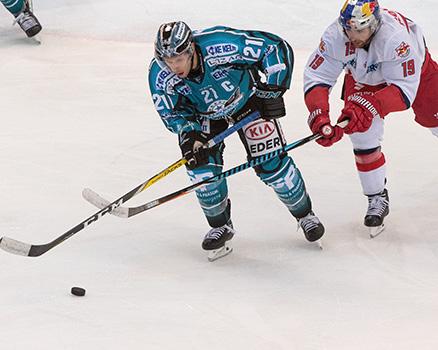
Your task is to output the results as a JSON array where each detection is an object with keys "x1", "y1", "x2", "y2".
[{"x1": 71, "y1": 287, "x2": 86, "y2": 296}]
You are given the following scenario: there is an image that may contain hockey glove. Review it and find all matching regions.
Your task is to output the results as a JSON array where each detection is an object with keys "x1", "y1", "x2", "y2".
[
  {"x1": 339, "y1": 84, "x2": 409, "y2": 134},
  {"x1": 308, "y1": 109, "x2": 344, "y2": 147},
  {"x1": 305, "y1": 86, "x2": 343, "y2": 147},
  {"x1": 255, "y1": 83, "x2": 286, "y2": 120},
  {"x1": 179, "y1": 130, "x2": 209, "y2": 170},
  {"x1": 338, "y1": 93, "x2": 383, "y2": 134}
]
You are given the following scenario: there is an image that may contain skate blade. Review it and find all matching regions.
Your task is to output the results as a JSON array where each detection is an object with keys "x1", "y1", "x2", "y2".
[
  {"x1": 30, "y1": 36, "x2": 41, "y2": 45},
  {"x1": 207, "y1": 242, "x2": 233, "y2": 262},
  {"x1": 369, "y1": 224, "x2": 385, "y2": 238},
  {"x1": 316, "y1": 240, "x2": 323, "y2": 250}
]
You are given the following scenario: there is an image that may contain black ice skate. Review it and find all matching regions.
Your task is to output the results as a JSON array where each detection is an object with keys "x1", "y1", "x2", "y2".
[
  {"x1": 297, "y1": 211, "x2": 325, "y2": 247},
  {"x1": 365, "y1": 189, "x2": 389, "y2": 238},
  {"x1": 14, "y1": 1, "x2": 42, "y2": 38},
  {"x1": 202, "y1": 222, "x2": 235, "y2": 262}
]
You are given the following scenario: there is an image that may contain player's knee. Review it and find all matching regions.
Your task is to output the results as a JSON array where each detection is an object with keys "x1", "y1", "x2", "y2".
[
  {"x1": 187, "y1": 163, "x2": 222, "y2": 179},
  {"x1": 189, "y1": 163, "x2": 227, "y2": 200},
  {"x1": 354, "y1": 147, "x2": 385, "y2": 172},
  {"x1": 256, "y1": 156, "x2": 302, "y2": 191},
  {"x1": 253, "y1": 152, "x2": 290, "y2": 178}
]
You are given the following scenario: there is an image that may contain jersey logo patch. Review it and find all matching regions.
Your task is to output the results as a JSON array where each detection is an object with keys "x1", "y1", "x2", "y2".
[
  {"x1": 366, "y1": 63, "x2": 380, "y2": 73},
  {"x1": 155, "y1": 68, "x2": 182, "y2": 93},
  {"x1": 211, "y1": 69, "x2": 228, "y2": 80},
  {"x1": 206, "y1": 54, "x2": 242, "y2": 67},
  {"x1": 319, "y1": 39, "x2": 327, "y2": 53},
  {"x1": 206, "y1": 43, "x2": 238, "y2": 57},
  {"x1": 244, "y1": 120, "x2": 275, "y2": 141},
  {"x1": 177, "y1": 85, "x2": 192, "y2": 96},
  {"x1": 343, "y1": 58, "x2": 357, "y2": 70},
  {"x1": 395, "y1": 42, "x2": 411, "y2": 58},
  {"x1": 243, "y1": 120, "x2": 283, "y2": 157}
]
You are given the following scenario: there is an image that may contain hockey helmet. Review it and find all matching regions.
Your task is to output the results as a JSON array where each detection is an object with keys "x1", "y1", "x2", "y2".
[
  {"x1": 154, "y1": 21, "x2": 194, "y2": 60},
  {"x1": 339, "y1": 0, "x2": 381, "y2": 31}
]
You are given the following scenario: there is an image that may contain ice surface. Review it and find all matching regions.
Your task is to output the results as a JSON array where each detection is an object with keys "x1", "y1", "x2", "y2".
[{"x1": 1, "y1": 1, "x2": 438, "y2": 349}]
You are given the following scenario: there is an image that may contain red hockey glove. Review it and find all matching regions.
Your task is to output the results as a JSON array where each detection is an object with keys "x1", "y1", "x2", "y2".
[
  {"x1": 308, "y1": 109, "x2": 344, "y2": 147},
  {"x1": 339, "y1": 83, "x2": 409, "y2": 135},
  {"x1": 338, "y1": 93, "x2": 383, "y2": 134},
  {"x1": 305, "y1": 86, "x2": 343, "y2": 147}
]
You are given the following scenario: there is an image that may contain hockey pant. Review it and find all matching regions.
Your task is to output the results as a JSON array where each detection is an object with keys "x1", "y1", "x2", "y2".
[
  {"x1": 412, "y1": 49, "x2": 438, "y2": 134},
  {"x1": 186, "y1": 118, "x2": 312, "y2": 228},
  {"x1": 1, "y1": 0, "x2": 26, "y2": 16}
]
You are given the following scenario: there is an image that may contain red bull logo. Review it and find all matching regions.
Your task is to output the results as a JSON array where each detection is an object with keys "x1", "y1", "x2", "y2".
[
  {"x1": 319, "y1": 39, "x2": 327, "y2": 53},
  {"x1": 362, "y1": 1, "x2": 377, "y2": 16},
  {"x1": 395, "y1": 41, "x2": 410, "y2": 58}
]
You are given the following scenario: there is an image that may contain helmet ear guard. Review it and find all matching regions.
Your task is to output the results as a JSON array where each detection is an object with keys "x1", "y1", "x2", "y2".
[
  {"x1": 154, "y1": 21, "x2": 194, "y2": 61},
  {"x1": 339, "y1": 0, "x2": 381, "y2": 32}
]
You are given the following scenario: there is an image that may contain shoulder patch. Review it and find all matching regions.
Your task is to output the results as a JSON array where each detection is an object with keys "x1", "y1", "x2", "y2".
[
  {"x1": 319, "y1": 39, "x2": 327, "y2": 53},
  {"x1": 155, "y1": 68, "x2": 183, "y2": 94},
  {"x1": 395, "y1": 42, "x2": 410, "y2": 58}
]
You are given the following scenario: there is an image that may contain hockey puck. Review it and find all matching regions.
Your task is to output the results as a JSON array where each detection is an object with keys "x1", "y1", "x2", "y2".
[{"x1": 71, "y1": 287, "x2": 86, "y2": 297}]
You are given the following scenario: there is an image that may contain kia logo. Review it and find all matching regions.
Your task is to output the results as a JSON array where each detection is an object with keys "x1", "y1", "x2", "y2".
[{"x1": 244, "y1": 120, "x2": 275, "y2": 140}]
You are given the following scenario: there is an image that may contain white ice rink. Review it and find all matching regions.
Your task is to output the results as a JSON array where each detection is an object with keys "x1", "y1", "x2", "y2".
[{"x1": 1, "y1": 1, "x2": 438, "y2": 349}]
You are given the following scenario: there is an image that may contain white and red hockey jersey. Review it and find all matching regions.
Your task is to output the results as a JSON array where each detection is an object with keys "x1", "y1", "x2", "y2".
[{"x1": 304, "y1": 9, "x2": 427, "y2": 106}]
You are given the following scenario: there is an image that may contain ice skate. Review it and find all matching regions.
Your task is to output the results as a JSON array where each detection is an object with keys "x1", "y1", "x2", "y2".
[
  {"x1": 297, "y1": 211, "x2": 325, "y2": 248},
  {"x1": 364, "y1": 189, "x2": 389, "y2": 238},
  {"x1": 13, "y1": 1, "x2": 42, "y2": 38},
  {"x1": 202, "y1": 222, "x2": 235, "y2": 262}
]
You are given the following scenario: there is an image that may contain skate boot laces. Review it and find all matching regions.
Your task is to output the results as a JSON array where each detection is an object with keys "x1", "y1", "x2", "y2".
[
  {"x1": 204, "y1": 224, "x2": 234, "y2": 240},
  {"x1": 297, "y1": 212, "x2": 320, "y2": 233},
  {"x1": 13, "y1": 12, "x2": 25, "y2": 26},
  {"x1": 366, "y1": 193, "x2": 389, "y2": 217},
  {"x1": 13, "y1": 10, "x2": 38, "y2": 30}
]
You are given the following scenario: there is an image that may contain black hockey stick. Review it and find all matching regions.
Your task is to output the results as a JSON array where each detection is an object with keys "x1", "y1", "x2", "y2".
[
  {"x1": 84, "y1": 120, "x2": 349, "y2": 218},
  {"x1": 83, "y1": 122, "x2": 348, "y2": 218},
  {"x1": 0, "y1": 111, "x2": 260, "y2": 257}
]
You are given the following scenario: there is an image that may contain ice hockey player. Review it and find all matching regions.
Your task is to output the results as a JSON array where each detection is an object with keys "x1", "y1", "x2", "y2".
[
  {"x1": 303, "y1": 0, "x2": 438, "y2": 237},
  {"x1": 1, "y1": 0, "x2": 42, "y2": 37},
  {"x1": 149, "y1": 22, "x2": 325, "y2": 261}
]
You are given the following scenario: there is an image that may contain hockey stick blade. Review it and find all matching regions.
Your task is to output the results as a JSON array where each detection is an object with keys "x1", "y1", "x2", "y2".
[
  {"x1": 0, "y1": 237, "x2": 32, "y2": 256},
  {"x1": 82, "y1": 188, "x2": 128, "y2": 218},
  {"x1": 0, "y1": 197, "x2": 125, "y2": 257}
]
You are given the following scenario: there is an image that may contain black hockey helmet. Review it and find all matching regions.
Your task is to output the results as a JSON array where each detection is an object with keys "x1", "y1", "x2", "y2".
[{"x1": 154, "y1": 21, "x2": 194, "y2": 61}]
